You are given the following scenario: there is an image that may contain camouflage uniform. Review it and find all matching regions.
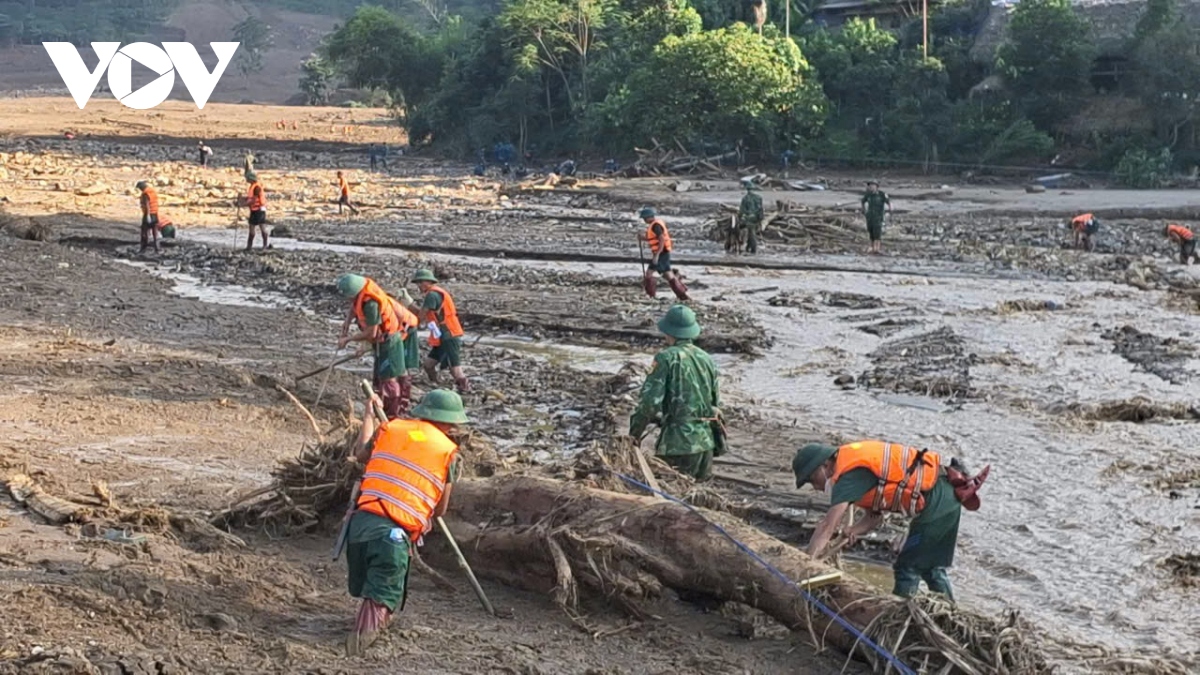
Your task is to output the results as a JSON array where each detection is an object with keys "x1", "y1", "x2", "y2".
[
  {"x1": 738, "y1": 188, "x2": 763, "y2": 254},
  {"x1": 629, "y1": 339, "x2": 721, "y2": 480}
]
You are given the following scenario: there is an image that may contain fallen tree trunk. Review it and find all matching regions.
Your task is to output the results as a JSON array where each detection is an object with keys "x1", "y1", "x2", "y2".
[{"x1": 441, "y1": 475, "x2": 1051, "y2": 674}]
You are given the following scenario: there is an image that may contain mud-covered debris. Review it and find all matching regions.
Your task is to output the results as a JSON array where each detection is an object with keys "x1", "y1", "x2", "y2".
[
  {"x1": 270, "y1": 223, "x2": 293, "y2": 238},
  {"x1": 833, "y1": 373, "x2": 856, "y2": 388},
  {"x1": 767, "y1": 292, "x2": 819, "y2": 311},
  {"x1": 1160, "y1": 553, "x2": 1200, "y2": 587},
  {"x1": 996, "y1": 299, "x2": 1064, "y2": 314},
  {"x1": 1061, "y1": 397, "x2": 1200, "y2": 423},
  {"x1": 859, "y1": 326, "x2": 972, "y2": 400},
  {"x1": 857, "y1": 318, "x2": 919, "y2": 337},
  {"x1": 1101, "y1": 325, "x2": 1195, "y2": 384},
  {"x1": 821, "y1": 291, "x2": 883, "y2": 309},
  {"x1": 0, "y1": 213, "x2": 53, "y2": 241},
  {"x1": 1151, "y1": 468, "x2": 1200, "y2": 491}
]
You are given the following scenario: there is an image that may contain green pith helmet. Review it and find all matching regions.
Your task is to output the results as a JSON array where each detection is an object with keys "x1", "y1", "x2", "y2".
[
  {"x1": 411, "y1": 268, "x2": 438, "y2": 283},
  {"x1": 160, "y1": 224, "x2": 177, "y2": 239},
  {"x1": 639, "y1": 207, "x2": 656, "y2": 219},
  {"x1": 741, "y1": 177, "x2": 757, "y2": 190},
  {"x1": 246, "y1": 171, "x2": 258, "y2": 182},
  {"x1": 792, "y1": 443, "x2": 836, "y2": 488},
  {"x1": 657, "y1": 304, "x2": 700, "y2": 340},
  {"x1": 136, "y1": 180, "x2": 148, "y2": 190},
  {"x1": 411, "y1": 389, "x2": 468, "y2": 424},
  {"x1": 336, "y1": 273, "x2": 366, "y2": 298}
]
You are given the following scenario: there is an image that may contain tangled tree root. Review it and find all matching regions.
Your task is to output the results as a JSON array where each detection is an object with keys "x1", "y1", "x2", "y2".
[
  {"x1": 859, "y1": 326, "x2": 973, "y2": 400},
  {"x1": 1064, "y1": 397, "x2": 1200, "y2": 423},
  {"x1": 1160, "y1": 553, "x2": 1200, "y2": 588}
]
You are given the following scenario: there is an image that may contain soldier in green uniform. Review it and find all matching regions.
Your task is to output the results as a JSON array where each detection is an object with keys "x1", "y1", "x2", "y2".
[
  {"x1": 737, "y1": 177, "x2": 764, "y2": 255},
  {"x1": 336, "y1": 274, "x2": 411, "y2": 417},
  {"x1": 860, "y1": 181, "x2": 891, "y2": 255},
  {"x1": 629, "y1": 305, "x2": 723, "y2": 480},
  {"x1": 792, "y1": 442, "x2": 983, "y2": 601}
]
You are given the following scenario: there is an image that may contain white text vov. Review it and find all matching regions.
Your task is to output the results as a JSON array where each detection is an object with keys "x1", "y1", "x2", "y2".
[{"x1": 43, "y1": 42, "x2": 240, "y2": 110}]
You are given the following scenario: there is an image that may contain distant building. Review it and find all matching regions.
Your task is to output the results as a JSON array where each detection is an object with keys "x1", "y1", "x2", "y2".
[{"x1": 813, "y1": 0, "x2": 947, "y2": 30}]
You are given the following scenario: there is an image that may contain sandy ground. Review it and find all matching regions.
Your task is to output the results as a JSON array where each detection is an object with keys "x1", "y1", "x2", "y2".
[{"x1": 1, "y1": 97, "x2": 1198, "y2": 674}]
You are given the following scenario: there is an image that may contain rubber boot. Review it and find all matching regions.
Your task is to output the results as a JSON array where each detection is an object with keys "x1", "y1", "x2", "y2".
[
  {"x1": 346, "y1": 598, "x2": 391, "y2": 656},
  {"x1": 454, "y1": 375, "x2": 471, "y2": 394},
  {"x1": 642, "y1": 270, "x2": 657, "y2": 298},
  {"x1": 667, "y1": 276, "x2": 690, "y2": 301},
  {"x1": 378, "y1": 378, "x2": 403, "y2": 419},
  {"x1": 397, "y1": 375, "x2": 413, "y2": 416}
]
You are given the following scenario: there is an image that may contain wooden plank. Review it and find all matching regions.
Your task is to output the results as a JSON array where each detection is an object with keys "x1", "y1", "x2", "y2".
[{"x1": 796, "y1": 571, "x2": 843, "y2": 590}]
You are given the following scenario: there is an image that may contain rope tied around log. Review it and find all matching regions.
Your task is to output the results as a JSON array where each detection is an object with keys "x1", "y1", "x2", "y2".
[{"x1": 610, "y1": 470, "x2": 918, "y2": 675}]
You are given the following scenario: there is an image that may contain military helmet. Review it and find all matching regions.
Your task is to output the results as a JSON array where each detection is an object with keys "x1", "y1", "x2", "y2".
[
  {"x1": 411, "y1": 389, "x2": 469, "y2": 424},
  {"x1": 135, "y1": 180, "x2": 148, "y2": 190},
  {"x1": 336, "y1": 273, "x2": 366, "y2": 298},
  {"x1": 246, "y1": 171, "x2": 258, "y2": 182},
  {"x1": 639, "y1": 207, "x2": 656, "y2": 219},
  {"x1": 411, "y1": 268, "x2": 438, "y2": 283},
  {"x1": 792, "y1": 443, "x2": 837, "y2": 487},
  {"x1": 657, "y1": 304, "x2": 701, "y2": 340}
]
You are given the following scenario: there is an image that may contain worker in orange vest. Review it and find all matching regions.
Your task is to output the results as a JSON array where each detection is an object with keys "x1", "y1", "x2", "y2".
[
  {"x1": 337, "y1": 274, "x2": 419, "y2": 418},
  {"x1": 136, "y1": 180, "x2": 161, "y2": 254},
  {"x1": 1164, "y1": 223, "x2": 1196, "y2": 265},
  {"x1": 637, "y1": 207, "x2": 689, "y2": 301},
  {"x1": 343, "y1": 389, "x2": 467, "y2": 656},
  {"x1": 793, "y1": 441, "x2": 989, "y2": 601},
  {"x1": 1070, "y1": 213, "x2": 1100, "y2": 252},
  {"x1": 336, "y1": 170, "x2": 360, "y2": 215},
  {"x1": 239, "y1": 172, "x2": 268, "y2": 251},
  {"x1": 411, "y1": 269, "x2": 470, "y2": 393}
]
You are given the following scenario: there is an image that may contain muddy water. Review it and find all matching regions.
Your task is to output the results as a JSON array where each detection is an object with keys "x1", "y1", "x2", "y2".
[{"x1": 148, "y1": 231, "x2": 1198, "y2": 655}]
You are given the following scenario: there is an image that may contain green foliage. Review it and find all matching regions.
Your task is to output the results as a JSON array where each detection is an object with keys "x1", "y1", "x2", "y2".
[
  {"x1": 995, "y1": 0, "x2": 1094, "y2": 131},
  {"x1": 1128, "y1": 2, "x2": 1200, "y2": 149},
  {"x1": 233, "y1": 16, "x2": 274, "y2": 77},
  {"x1": 608, "y1": 24, "x2": 826, "y2": 149},
  {"x1": 499, "y1": 0, "x2": 617, "y2": 110},
  {"x1": 299, "y1": 54, "x2": 335, "y2": 105},
  {"x1": 1115, "y1": 147, "x2": 1173, "y2": 188}
]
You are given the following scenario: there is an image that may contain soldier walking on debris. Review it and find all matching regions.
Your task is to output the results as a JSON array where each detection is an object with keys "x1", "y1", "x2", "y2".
[
  {"x1": 411, "y1": 269, "x2": 471, "y2": 394},
  {"x1": 240, "y1": 172, "x2": 269, "y2": 251},
  {"x1": 197, "y1": 141, "x2": 212, "y2": 168},
  {"x1": 337, "y1": 171, "x2": 361, "y2": 216},
  {"x1": 344, "y1": 389, "x2": 467, "y2": 656},
  {"x1": 860, "y1": 181, "x2": 891, "y2": 255},
  {"x1": 1164, "y1": 223, "x2": 1196, "y2": 265},
  {"x1": 629, "y1": 305, "x2": 724, "y2": 481},
  {"x1": 638, "y1": 207, "x2": 690, "y2": 301},
  {"x1": 1070, "y1": 213, "x2": 1100, "y2": 252},
  {"x1": 136, "y1": 180, "x2": 161, "y2": 254},
  {"x1": 337, "y1": 274, "x2": 419, "y2": 418},
  {"x1": 793, "y1": 441, "x2": 990, "y2": 601},
  {"x1": 738, "y1": 177, "x2": 764, "y2": 255}
]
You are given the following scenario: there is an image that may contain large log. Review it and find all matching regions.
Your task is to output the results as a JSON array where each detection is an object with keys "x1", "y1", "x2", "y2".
[{"x1": 441, "y1": 475, "x2": 1051, "y2": 674}]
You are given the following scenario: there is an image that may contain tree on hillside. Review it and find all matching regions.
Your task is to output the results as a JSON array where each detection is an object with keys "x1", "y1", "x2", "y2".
[
  {"x1": 606, "y1": 24, "x2": 826, "y2": 149},
  {"x1": 232, "y1": 15, "x2": 273, "y2": 78},
  {"x1": 500, "y1": 0, "x2": 618, "y2": 113},
  {"x1": 1130, "y1": 5, "x2": 1200, "y2": 149},
  {"x1": 299, "y1": 54, "x2": 335, "y2": 105},
  {"x1": 995, "y1": 0, "x2": 1094, "y2": 131}
]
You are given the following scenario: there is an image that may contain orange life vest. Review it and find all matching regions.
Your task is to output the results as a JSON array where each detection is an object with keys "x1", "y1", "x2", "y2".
[
  {"x1": 393, "y1": 297, "x2": 418, "y2": 331},
  {"x1": 645, "y1": 218, "x2": 672, "y2": 254},
  {"x1": 1167, "y1": 224, "x2": 1194, "y2": 241},
  {"x1": 247, "y1": 181, "x2": 265, "y2": 211},
  {"x1": 353, "y1": 278, "x2": 401, "y2": 340},
  {"x1": 423, "y1": 285, "x2": 464, "y2": 346},
  {"x1": 1071, "y1": 213, "x2": 1093, "y2": 231},
  {"x1": 356, "y1": 418, "x2": 458, "y2": 537},
  {"x1": 141, "y1": 187, "x2": 159, "y2": 216},
  {"x1": 338, "y1": 176, "x2": 350, "y2": 196},
  {"x1": 832, "y1": 440, "x2": 941, "y2": 516}
]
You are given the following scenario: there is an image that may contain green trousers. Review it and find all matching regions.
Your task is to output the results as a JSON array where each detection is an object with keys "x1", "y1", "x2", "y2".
[{"x1": 661, "y1": 450, "x2": 713, "y2": 481}]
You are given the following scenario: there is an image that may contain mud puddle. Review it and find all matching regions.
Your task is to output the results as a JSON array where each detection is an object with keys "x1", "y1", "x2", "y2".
[{"x1": 116, "y1": 259, "x2": 308, "y2": 313}]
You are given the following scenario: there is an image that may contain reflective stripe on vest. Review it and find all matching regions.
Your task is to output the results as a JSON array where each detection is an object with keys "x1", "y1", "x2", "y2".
[
  {"x1": 1071, "y1": 214, "x2": 1093, "y2": 231},
  {"x1": 353, "y1": 278, "x2": 401, "y2": 341},
  {"x1": 247, "y1": 182, "x2": 265, "y2": 210},
  {"x1": 1168, "y1": 224, "x2": 1194, "y2": 241},
  {"x1": 424, "y1": 285, "x2": 464, "y2": 346},
  {"x1": 356, "y1": 419, "x2": 457, "y2": 536},
  {"x1": 645, "y1": 218, "x2": 672, "y2": 254},
  {"x1": 142, "y1": 188, "x2": 159, "y2": 216},
  {"x1": 832, "y1": 440, "x2": 941, "y2": 517}
]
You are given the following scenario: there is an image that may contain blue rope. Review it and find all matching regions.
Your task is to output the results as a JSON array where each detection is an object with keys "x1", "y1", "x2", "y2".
[{"x1": 613, "y1": 471, "x2": 916, "y2": 675}]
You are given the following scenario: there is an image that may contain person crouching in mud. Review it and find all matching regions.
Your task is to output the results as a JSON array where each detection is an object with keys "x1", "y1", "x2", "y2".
[{"x1": 793, "y1": 440, "x2": 989, "y2": 601}]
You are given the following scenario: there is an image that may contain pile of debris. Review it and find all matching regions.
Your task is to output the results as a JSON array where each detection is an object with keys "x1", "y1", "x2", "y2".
[
  {"x1": 703, "y1": 205, "x2": 860, "y2": 249},
  {"x1": 1101, "y1": 325, "x2": 1195, "y2": 385},
  {"x1": 858, "y1": 326, "x2": 974, "y2": 400},
  {"x1": 620, "y1": 139, "x2": 737, "y2": 178}
]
